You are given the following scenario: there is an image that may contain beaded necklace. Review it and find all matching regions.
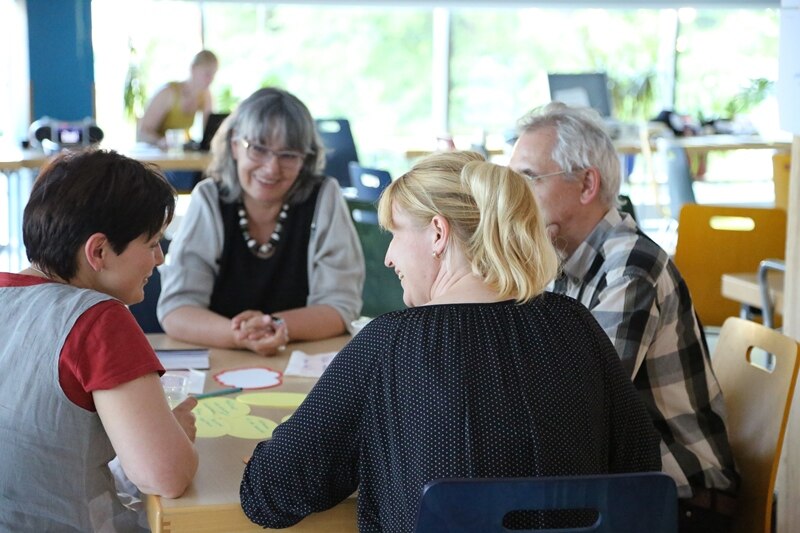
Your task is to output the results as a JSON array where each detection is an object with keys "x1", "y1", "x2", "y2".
[{"x1": 238, "y1": 201, "x2": 290, "y2": 259}]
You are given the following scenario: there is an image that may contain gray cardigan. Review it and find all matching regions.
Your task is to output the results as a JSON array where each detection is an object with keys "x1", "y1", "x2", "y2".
[{"x1": 157, "y1": 178, "x2": 365, "y2": 332}]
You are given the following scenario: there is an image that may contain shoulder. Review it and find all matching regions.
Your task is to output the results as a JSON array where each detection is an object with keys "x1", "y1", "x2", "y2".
[
  {"x1": 317, "y1": 177, "x2": 343, "y2": 201},
  {"x1": 191, "y1": 178, "x2": 224, "y2": 206},
  {"x1": 600, "y1": 218, "x2": 670, "y2": 283}
]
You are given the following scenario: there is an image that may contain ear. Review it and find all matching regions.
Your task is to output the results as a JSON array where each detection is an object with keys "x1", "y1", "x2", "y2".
[
  {"x1": 430, "y1": 215, "x2": 450, "y2": 256},
  {"x1": 229, "y1": 130, "x2": 239, "y2": 161},
  {"x1": 83, "y1": 232, "x2": 110, "y2": 272},
  {"x1": 579, "y1": 167, "x2": 602, "y2": 205}
]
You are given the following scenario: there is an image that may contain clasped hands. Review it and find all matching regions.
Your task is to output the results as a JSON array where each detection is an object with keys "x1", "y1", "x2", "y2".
[{"x1": 231, "y1": 310, "x2": 290, "y2": 357}]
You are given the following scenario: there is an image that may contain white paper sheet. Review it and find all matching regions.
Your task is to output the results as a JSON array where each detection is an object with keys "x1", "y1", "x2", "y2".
[
  {"x1": 215, "y1": 367, "x2": 282, "y2": 389},
  {"x1": 284, "y1": 350, "x2": 338, "y2": 378}
]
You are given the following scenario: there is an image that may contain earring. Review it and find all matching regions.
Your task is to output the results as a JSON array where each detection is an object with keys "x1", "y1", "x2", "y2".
[{"x1": 432, "y1": 251, "x2": 440, "y2": 259}]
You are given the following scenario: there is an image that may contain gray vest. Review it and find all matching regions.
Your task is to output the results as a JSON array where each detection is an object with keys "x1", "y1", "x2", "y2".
[{"x1": 0, "y1": 281, "x2": 144, "y2": 532}]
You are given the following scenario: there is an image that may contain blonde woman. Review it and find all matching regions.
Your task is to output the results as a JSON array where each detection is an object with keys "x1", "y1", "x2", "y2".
[
  {"x1": 137, "y1": 50, "x2": 218, "y2": 147},
  {"x1": 240, "y1": 151, "x2": 661, "y2": 531}
]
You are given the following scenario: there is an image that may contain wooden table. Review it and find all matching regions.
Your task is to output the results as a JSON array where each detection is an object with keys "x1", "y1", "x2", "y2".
[
  {"x1": 145, "y1": 334, "x2": 357, "y2": 533},
  {"x1": 613, "y1": 134, "x2": 791, "y2": 156},
  {"x1": 404, "y1": 134, "x2": 791, "y2": 160},
  {"x1": 721, "y1": 271, "x2": 785, "y2": 317}
]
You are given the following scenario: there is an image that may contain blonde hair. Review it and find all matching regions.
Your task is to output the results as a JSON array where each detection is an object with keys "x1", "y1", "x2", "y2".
[
  {"x1": 378, "y1": 151, "x2": 558, "y2": 302},
  {"x1": 191, "y1": 50, "x2": 218, "y2": 69}
]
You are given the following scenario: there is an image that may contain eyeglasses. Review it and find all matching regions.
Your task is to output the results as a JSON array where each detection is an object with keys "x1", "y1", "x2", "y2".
[
  {"x1": 523, "y1": 169, "x2": 570, "y2": 183},
  {"x1": 240, "y1": 139, "x2": 305, "y2": 167}
]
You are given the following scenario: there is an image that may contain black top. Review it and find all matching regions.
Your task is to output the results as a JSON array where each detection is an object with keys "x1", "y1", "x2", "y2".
[
  {"x1": 209, "y1": 184, "x2": 320, "y2": 318},
  {"x1": 240, "y1": 293, "x2": 662, "y2": 532}
]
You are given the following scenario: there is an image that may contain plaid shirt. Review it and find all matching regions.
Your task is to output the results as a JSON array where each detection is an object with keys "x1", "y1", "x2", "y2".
[{"x1": 552, "y1": 208, "x2": 738, "y2": 498}]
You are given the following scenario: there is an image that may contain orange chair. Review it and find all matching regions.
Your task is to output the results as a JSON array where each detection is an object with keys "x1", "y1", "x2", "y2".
[
  {"x1": 711, "y1": 317, "x2": 800, "y2": 533},
  {"x1": 673, "y1": 204, "x2": 786, "y2": 327}
]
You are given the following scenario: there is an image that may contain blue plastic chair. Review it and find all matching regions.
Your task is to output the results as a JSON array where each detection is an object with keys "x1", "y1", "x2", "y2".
[
  {"x1": 414, "y1": 473, "x2": 677, "y2": 533},
  {"x1": 315, "y1": 118, "x2": 359, "y2": 188},
  {"x1": 348, "y1": 162, "x2": 392, "y2": 202},
  {"x1": 128, "y1": 239, "x2": 170, "y2": 333}
]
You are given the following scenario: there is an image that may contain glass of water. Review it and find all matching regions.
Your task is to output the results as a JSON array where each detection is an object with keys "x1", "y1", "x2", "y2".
[{"x1": 160, "y1": 372, "x2": 189, "y2": 409}]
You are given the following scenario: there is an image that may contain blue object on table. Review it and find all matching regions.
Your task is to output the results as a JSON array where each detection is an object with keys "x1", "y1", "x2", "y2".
[{"x1": 414, "y1": 472, "x2": 677, "y2": 533}]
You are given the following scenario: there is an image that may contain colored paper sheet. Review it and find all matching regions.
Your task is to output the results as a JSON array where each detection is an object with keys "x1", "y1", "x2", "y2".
[
  {"x1": 193, "y1": 397, "x2": 251, "y2": 418},
  {"x1": 227, "y1": 416, "x2": 278, "y2": 439},
  {"x1": 195, "y1": 416, "x2": 231, "y2": 439},
  {"x1": 237, "y1": 392, "x2": 307, "y2": 408}
]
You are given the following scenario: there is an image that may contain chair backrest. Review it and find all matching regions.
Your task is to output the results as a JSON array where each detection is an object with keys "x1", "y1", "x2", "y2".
[
  {"x1": 414, "y1": 473, "x2": 677, "y2": 533},
  {"x1": 315, "y1": 118, "x2": 359, "y2": 188},
  {"x1": 346, "y1": 198, "x2": 405, "y2": 318},
  {"x1": 656, "y1": 138, "x2": 696, "y2": 221},
  {"x1": 673, "y1": 204, "x2": 786, "y2": 327},
  {"x1": 128, "y1": 239, "x2": 170, "y2": 333},
  {"x1": 711, "y1": 317, "x2": 800, "y2": 533},
  {"x1": 348, "y1": 162, "x2": 392, "y2": 202}
]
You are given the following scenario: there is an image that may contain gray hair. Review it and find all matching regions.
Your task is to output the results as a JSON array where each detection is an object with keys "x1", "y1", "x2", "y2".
[
  {"x1": 517, "y1": 102, "x2": 620, "y2": 207},
  {"x1": 207, "y1": 87, "x2": 325, "y2": 204}
]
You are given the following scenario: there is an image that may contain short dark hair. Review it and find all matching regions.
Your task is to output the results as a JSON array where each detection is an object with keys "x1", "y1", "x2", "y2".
[{"x1": 23, "y1": 149, "x2": 176, "y2": 280}]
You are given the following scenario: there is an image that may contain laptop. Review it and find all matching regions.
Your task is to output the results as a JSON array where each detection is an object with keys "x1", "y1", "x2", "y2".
[{"x1": 197, "y1": 112, "x2": 229, "y2": 151}]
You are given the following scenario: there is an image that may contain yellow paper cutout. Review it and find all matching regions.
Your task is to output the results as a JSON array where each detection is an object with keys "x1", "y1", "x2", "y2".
[
  {"x1": 193, "y1": 397, "x2": 251, "y2": 418},
  {"x1": 226, "y1": 416, "x2": 278, "y2": 439},
  {"x1": 195, "y1": 416, "x2": 231, "y2": 438},
  {"x1": 281, "y1": 413, "x2": 293, "y2": 423},
  {"x1": 237, "y1": 392, "x2": 307, "y2": 408}
]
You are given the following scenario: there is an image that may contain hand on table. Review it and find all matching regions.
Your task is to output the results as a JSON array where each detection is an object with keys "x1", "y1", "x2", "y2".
[
  {"x1": 231, "y1": 310, "x2": 290, "y2": 357},
  {"x1": 172, "y1": 396, "x2": 198, "y2": 442}
]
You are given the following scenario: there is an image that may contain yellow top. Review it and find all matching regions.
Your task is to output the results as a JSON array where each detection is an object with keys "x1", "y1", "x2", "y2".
[{"x1": 157, "y1": 82, "x2": 205, "y2": 137}]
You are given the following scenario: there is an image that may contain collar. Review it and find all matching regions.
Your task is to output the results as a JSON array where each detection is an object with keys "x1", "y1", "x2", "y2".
[{"x1": 561, "y1": 208, "x2": 626, "y2": 282}]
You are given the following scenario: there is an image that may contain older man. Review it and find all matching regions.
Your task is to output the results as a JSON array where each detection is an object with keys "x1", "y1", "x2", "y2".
[{"x1": 510, "y1": 102, "x2": 737, "y2": 533}]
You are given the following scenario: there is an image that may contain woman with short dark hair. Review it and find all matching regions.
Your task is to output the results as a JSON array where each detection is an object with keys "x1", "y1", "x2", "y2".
[{"x1": 0, "y1": 149, "x2": 198, "y2": 532}]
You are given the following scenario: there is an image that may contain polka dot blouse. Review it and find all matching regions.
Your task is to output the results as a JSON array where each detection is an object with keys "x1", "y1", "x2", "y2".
[{"x1": 240, "y1": 293, "x2": 661, "y2": 532}]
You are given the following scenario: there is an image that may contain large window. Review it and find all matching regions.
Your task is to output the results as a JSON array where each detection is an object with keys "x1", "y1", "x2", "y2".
[{"x1": 91, "y1": 2, "x2": 781, "y2": 179}]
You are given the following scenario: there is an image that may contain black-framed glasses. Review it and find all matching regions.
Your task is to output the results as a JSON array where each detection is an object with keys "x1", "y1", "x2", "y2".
[{"x1": 239, "y1": 139, "x2": 305, "y2": 167}]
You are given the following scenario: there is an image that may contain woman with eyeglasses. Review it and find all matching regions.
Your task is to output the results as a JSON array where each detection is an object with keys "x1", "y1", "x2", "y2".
[{"x1": 158, "y1": 88, "x2": 365, "y2": 356}]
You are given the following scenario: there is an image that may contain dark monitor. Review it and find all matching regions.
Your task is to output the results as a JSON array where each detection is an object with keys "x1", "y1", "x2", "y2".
[
  {"x1": 547, "y1": 73, "x2": 612, "y2": 118},
  {"x1": 199, "y1": 113, "x2": 229, "y2": 151}
]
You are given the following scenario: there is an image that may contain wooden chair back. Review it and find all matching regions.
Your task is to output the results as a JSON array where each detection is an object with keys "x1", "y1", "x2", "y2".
[{"x1": 712, "y1": 317, "x2": 800, "y2": 533}]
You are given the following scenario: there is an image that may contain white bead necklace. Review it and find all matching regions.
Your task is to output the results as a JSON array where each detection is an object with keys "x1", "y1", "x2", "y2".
[{"x1": 238, "y1": 202, "x2": 290, "y2": 259}]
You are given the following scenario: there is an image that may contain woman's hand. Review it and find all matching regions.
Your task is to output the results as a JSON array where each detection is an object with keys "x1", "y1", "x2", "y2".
[
  {"x1": 172, "y1": 396, "x2": 198, "y2": 442},
  {"x1": 231, "y1": 311, "x2": 289, "y2": 356}
]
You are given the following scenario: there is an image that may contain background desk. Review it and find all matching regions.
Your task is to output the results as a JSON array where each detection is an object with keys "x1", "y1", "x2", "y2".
[
  {"x1": 404, "y1": 134, "x2": 791, "y2": 160},
  {"x1": 0, "y1": 147, "x2": 211, "y2": 271},
  {"x1": 145, "y1": 334, "x2": 357, "y2": 533},
  {"x1": 721, "y1": 271, "x2": 784, "y2": 317}
]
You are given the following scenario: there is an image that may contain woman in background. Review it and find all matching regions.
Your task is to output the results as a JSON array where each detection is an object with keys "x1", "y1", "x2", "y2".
[
  {"x1": 0, "y1": 150, "x2": 198, "y2": 531},
  {"x1": 158, "y1": 87, "x2": 364, "y2": 356},
  {"x1": 240, "y1": 151, "x2": 661, "y2": 531},
  {"x1": 137, "y1": 49, "x2": 218, "y2": 147}
]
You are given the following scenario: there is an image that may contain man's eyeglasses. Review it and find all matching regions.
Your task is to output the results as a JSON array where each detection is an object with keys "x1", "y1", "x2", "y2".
[
  {"x1": 240, "y1": 139, "x2": 306, "y2": 167},
  {"x1": 523, "y1": 169, "x2": 575, "y2": 183}
]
